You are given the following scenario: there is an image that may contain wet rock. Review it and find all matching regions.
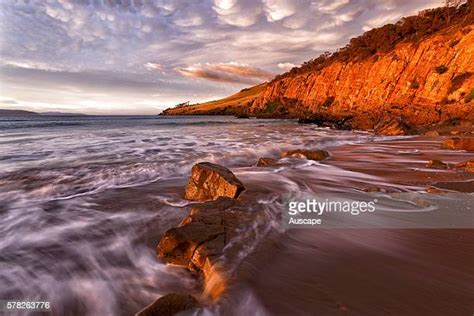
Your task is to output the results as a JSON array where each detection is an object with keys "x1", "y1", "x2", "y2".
[
  {"x1": 455, "y1": 160, "x2": 474, "y2": 172},
  {"x1": 426, "y1": 159, "x2": 450, "y2": 169},
  {"x1": 157, "y1": 222, "x2": 225, "y2": 268},
  {"x1": 281, "y1": 149, "x2": 329, "y2": 161},
  {"x1": 431, "y1": 180, "x2": 474, "y2": 193},
  {"x1": 424, "y1": 130, "x2": 440, "y2": 137},
  {"x1": 184, "y1": 162, "x2": 245, "y2": 201},
  {"x1": 426, "y1": 187, "x2": 447, "y2": 194},
  {"x1": 256, "y1": 157, "x2": 278, "y2": 167},
  {"x1": 135, "y1": 293, "x2": 198, "y2": 316},
  {"x1": 157, "y1": 198, "x2": 256, "y2": 272},
  {"x1": 444, "y1": 137, "x2": 474, "y2": 151},
  {"x1": 157, "y1": 198, "x2": 260, "y2": 298},
  {"x1": 374, "y1": 119, "x2": 411, "y2": 136}
]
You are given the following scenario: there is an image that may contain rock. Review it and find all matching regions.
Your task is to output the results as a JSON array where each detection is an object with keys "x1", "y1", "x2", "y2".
[
  {"x1": 135, "y1": 293, "x2": 198, "y2": 316},
  {"x1": 184, "y1": 162, "x2": 245, "y2": 201},
  {"x1": 426, "y1": 187, "x2": 447, "y2": 194},
  {"x1": 426, "y1": 159, "x2": 450, "y2": 169},
  {"x1": 431, "y1": 180, "x2": 474, "y2": 193},
  {"x1": 444, "y1": 137, "x2": 474, "y2": 151},
  {"x1": 157, "y1": 222, "x2": 226, "y2": 268},
  {"x1": 424, "y1": 130, "x2": 440, "y2": 137},
  {"x1": 157, "y1": 198, "x2": 259, "y2": 298},
  {"x1": 281, "y1": 149, "x2": 329, "y2": 161},
  {"x1": 455, "y1": 160, "x2": 474, "y2": 172},
  {"x1": 256, "y1": 157, "x2": 278, "y2": 167},
  {"x1": 374, "y1": 119, "x2": 411, "y2": 136},
  {"x1": 157, "y1": 198, "x2": 256, "y2": 271}
]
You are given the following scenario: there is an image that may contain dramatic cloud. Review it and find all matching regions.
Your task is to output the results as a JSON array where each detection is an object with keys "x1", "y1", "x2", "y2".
[
  {"x1": 176, "y1": 62, "x2": 273, "y2": 84},
  {"x1": 278, "y1": 62, "x2": 297, "y2": 70},
  {"x1": 0, "y1": 0, "x2": 444, "y2": 114}
]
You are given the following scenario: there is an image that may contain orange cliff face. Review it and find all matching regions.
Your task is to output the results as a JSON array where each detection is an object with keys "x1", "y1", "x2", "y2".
[
  {"x1": 162, "y1": 5, "x2": 474, "y2": 134},
  {"x1": 250, "y1": 25, "x2": 474, "y2": 131}
]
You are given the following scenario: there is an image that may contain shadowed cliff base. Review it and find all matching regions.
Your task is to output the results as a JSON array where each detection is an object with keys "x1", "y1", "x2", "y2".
[{"x1": 162, "y1": 3, "x2": 474, "y2": 135}]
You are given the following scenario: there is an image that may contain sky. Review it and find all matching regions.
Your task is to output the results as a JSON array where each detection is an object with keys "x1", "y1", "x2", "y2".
[{"x1": 0, "y1": 0, "x2": 443, "y2": 115}]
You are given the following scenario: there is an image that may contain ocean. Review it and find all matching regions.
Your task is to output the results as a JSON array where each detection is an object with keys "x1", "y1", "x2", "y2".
[{"x1": 1, "y1": 115, "x2": 473, "y2": 315}]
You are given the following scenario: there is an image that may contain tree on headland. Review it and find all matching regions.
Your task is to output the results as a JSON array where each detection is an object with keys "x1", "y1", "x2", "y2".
[{"x1": 445, "y1": 0, "x2": 463, "y2": 22}]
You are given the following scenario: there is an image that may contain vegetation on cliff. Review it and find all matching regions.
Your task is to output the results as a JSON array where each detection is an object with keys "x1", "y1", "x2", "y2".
[{"x1": 274, "y1": 1, "x2": 474, "y2": 81}]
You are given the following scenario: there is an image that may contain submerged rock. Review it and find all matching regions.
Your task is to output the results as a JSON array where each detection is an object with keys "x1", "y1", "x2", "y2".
[
  {"x1": 184, "y1": 162, "x2": 245, "y2": 201},
  {"x1": 135, "y1": 293, "x2": 198, "y2": 316},
  {"x1": 431, "y1": 180, "x2": 474, "y2": 193},
  {"x1": 444, "y1": 137, "x2": 474, "y2": 151},
  {"x1": 426, "y1": 159, "x2": 450, "y2": 169},
  {"x1": 281, "y1": 149, "x2": 329, "y2": 161},
  {"x1": 455, "y1": 160, "x2": 474, "y2": 172},
  {"x1": 256, "y1": 157, "x2": 278, "y2": 167}
]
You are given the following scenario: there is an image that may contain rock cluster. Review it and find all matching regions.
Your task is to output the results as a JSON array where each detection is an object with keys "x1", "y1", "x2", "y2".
[
  {"x1": 151, "y1": 162, "x2": 253, "y2": 311},
  {"x1": 444, "y1": 137, "x2": 474, "y2": 151},
  {"x1": 426, "y1": 159, "x2": 474, "y2": 172}
]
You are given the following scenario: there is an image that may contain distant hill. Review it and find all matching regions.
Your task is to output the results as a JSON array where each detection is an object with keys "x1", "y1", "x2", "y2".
[
  {"x1": 40, "y1": 111, "x2": 87, "y2": 116},
  {"x1": 0, "y1": 109, "x2": 88, "y2": 116},
  {"x1": 0, "y1": 109, "x2": 40, "y2": 116},
  {"x1": 161, "y1": 83, "x2": 267, "y2": 116}
]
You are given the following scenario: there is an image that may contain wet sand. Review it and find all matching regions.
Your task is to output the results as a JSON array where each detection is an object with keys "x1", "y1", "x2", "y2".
[{"x1": 233, "y1": 229, "x2": 474, "y2": 316}]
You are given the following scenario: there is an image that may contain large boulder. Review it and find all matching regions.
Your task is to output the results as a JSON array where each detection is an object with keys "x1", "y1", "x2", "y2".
[
  {"x1": 135, "y1": 294, "x2": 198, "y2": 316},
  {"x1": 184, "y1": 162, "x2": 245, "y2": 201},
  {"x1": 444, "y1": 137, "x2": 474, "y2": 151},
  {"x1": 281, "y1": 149, "x2": 329, "y2": 161}
]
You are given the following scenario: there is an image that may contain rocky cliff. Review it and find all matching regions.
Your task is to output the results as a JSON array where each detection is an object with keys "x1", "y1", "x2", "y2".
[
  {"x1": 163, "y1": 4, "x2": 474, "y2": 134},
  {"x1": 250, "y1": 24, "x2": 474, "y2": 132}
]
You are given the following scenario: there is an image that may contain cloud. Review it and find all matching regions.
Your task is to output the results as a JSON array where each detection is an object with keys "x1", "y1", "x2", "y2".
[
  {"x1": 278, "y1": 62, "x2": 297, "y2": 70},
  {"x1": 263, "y1": 0, "x2": 308, "y2": 22},
  {"x1": 0, "y1": 99, "x2": 18, "y2": 105},
  {"x1": 176, "y1": 62, "x2": 273, "y2": 84},
  {"x1": 145, "y1": 62, "x2": 165, "y2": 71},
  {"x1": 213, "y1": 0, "x2": 263, "y2": 27},
  {"x1": 0, "y1": 0, "x2": 444, "y2": 113}
]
